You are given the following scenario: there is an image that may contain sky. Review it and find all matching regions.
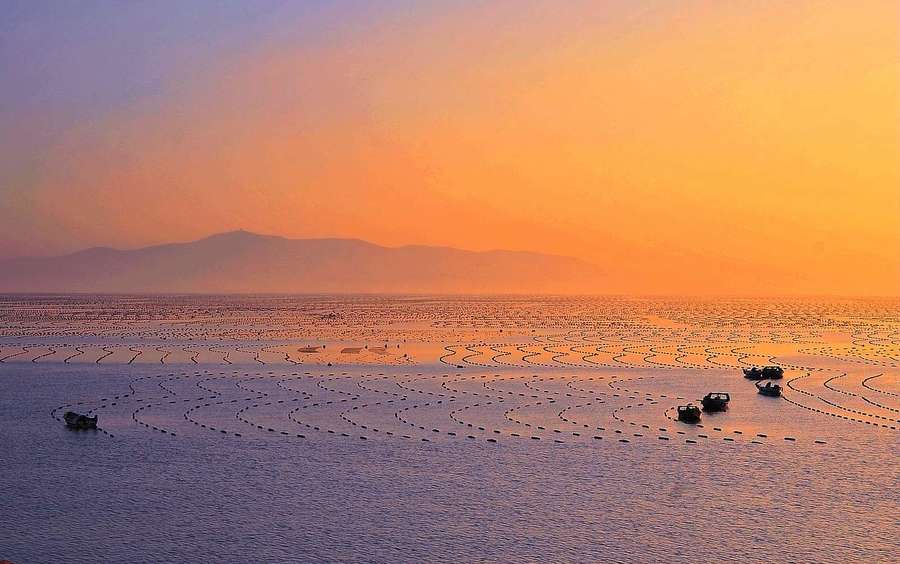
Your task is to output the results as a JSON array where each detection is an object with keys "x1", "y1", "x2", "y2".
[{"x1": 1, "y1": 1, "x2": 897, "y2": 295}]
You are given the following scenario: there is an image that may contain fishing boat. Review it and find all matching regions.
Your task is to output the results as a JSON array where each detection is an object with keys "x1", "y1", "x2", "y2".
[
  {"x1": 742, "y1": 367, "x2": 764, "y2": 379},
  {"x1": 63, "y1": 411, "x2": 98, "y2": 430},
  {"x1": 677, "y1": 404, "x2": 702, "y2": 423},
  {"x1": 761, "y1": 365, "x2": 784, "y2": 379},
  {"x1": 756, "y1": 381, "x2": 782, "y2": 397},
  {"x1": 701, "y1": 392, "x2": 730, "y2": 412}
]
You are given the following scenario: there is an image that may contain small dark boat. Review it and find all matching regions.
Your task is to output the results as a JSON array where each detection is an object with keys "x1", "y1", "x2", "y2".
[
  {"x1": 701, "y1": 392, "x2": 730, "y2": 412},
  {"x1": 742, "y1": 367, "x2": 764, "y2": 380},
  {"x1": 756, "y1": 381, "x2": 782, "y2": 397},
  {"x1": 677, "y1": 404, "x2": 702, "y2": 423},
  {"x1": 761, "y1": 365, "x2": 784, "y2": 379},
  {"x1": 63, "y1": 411, "x2": 97, "y2": 430}
]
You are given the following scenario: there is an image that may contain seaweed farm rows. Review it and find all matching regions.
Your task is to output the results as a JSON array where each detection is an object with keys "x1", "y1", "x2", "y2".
[{"x1": 2, "y1": 295, "x2": 897, "y2": 447}]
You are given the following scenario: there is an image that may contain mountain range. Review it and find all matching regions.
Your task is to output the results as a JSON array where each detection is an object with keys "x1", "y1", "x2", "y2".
[{"x1": 0, "y1": 230, "x2": 601, "y2": 294}]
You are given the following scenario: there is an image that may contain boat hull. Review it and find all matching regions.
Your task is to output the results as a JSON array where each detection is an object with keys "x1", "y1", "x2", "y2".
[
  {"x1": 676, "y1": 406, "x2": 702, "y2": 423},
  {"x1": 701, "y1": 399, "x2": 728, "y2": 412},
  {"x1": 701, "y1": 393, "x2": 730, "y2": 412},
  {"x1": 63, "y1": 411, "x2": 98, "y2": 430},
  {"x1": 743, "y1": 368, "x2": 764, "y2": 380}
]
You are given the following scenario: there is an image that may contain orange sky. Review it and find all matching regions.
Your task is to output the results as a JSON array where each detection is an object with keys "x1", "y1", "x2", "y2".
[{"x1": 3, "y1": 1, "x2": 898, "y2": 294}]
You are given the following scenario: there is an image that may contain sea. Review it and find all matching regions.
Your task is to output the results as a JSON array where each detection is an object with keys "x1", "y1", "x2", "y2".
[{"x1": 1, "y1": 295, "x2": 897, "y2": 563}]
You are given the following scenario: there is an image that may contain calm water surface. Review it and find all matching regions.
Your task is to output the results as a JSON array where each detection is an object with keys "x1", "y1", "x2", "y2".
[
  {"x1": 1, "y1": 296, "x2": 898, "y2": 562},
  {"x1": 2, "y1": 364, "x2": 896, "y2": 563}
]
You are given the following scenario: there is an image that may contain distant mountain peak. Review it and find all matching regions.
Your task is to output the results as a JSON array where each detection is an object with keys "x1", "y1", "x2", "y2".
[{"x1": 197, "y1": 229, "x2": 274, "y2": 242}]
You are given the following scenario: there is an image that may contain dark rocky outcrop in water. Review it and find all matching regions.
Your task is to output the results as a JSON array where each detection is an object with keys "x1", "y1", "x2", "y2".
[{"x1": 0, "y1": 230, "x2": 601, "y2": 294}]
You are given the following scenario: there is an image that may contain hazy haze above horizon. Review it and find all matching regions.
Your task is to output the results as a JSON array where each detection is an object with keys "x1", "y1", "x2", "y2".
[{"x1": 2, "y1": 1, "x2": 897, "y2": 295}]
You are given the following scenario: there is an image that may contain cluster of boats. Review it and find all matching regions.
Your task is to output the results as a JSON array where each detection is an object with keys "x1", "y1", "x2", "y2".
[
  {"x1": 676, "y1": 365, "x2": 784, "y2": 423},
  {"x1": 677, "y1": 392, "x2": 729, "y2": 423},
  {"x1": 743, "y1": 365, "x2": 783, "y2": 380},
  {"x1": 743, "y1": 365, "x2": 783, "y2": 397}
]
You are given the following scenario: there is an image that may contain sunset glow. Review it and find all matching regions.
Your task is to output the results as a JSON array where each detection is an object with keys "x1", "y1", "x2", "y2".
[{"x1": 2, "y1": 1, "x2": 897, "y2": 294}]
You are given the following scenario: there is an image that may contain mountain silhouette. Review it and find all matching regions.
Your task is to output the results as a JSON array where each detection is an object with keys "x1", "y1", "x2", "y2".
[{"x1": 0, "y1": 230, "x2": 601, "y2": 294}]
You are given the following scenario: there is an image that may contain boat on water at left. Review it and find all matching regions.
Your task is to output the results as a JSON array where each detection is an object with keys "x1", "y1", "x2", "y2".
[{"x1": 63, "y1": 411, "x2": 97, "y2": 430}]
